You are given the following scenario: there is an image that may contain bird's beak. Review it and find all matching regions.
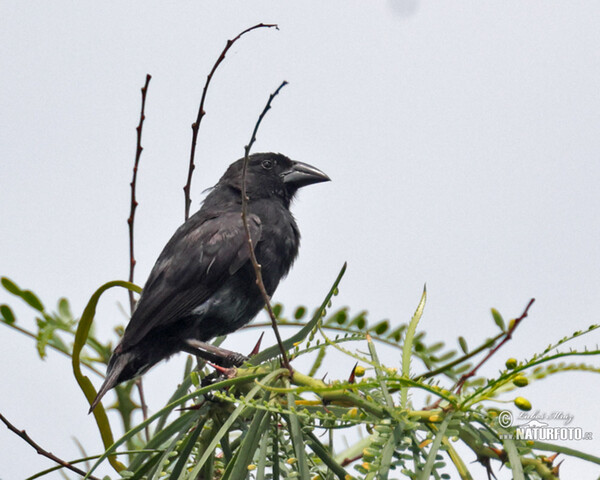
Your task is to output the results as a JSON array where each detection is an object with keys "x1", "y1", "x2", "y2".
[{"x1": 282, "y1": 161, "x2": 330, "y2": 188}]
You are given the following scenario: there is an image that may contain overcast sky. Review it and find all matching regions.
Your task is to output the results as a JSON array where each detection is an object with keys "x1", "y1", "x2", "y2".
[{"x1": 1, "y1": 1, "x2": 599, "y2": 478}]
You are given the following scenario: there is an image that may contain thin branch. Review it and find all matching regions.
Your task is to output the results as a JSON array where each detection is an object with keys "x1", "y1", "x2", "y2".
[
  {"x1": 416, "y1": 333, "x2": 503, "y2": 380},
  {"x1": 453, "y1": 298, "x2": 535, "y2": 395},
  {"x1": 241, "y1": 80, "x2": 291, "y2": 372},
  {"x1": 127, "y1": 73, "x2": 151, "y2": 312},
  {"x1": 136, "y1": 378, "x2": 150, "y2": 442},
  {"x1": 183, "y1": 23, "x2": 279, "y2": 221},
  {"x1": 127, "y1": 74, "x2": 152, "y2": 435},
  {"x1": 423, "y1": 299, "x2": 536, "y2": 411},
  {"x1": 341, "y1": 453, "x2": 363, "y2": 467},
  {"x1": 0, "y1": 412, "x2": 101, "y2": 480}
]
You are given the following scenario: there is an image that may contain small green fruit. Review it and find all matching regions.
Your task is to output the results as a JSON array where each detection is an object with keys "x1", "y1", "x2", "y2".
[
  {"x1": 505, "y1": 358, "x2": 518, "y2": 369},
  {"x1": 512, "y1": 375, "x2": 529, "y2": 387},
  {"x1": 514, "y1": 396, "x2": 532, "y2": 411}
]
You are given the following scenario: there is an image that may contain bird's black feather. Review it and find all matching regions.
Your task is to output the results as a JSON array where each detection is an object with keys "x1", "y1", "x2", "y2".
[
  {"x1": 119, "y1": 212, "x2": 263, "y2": 350},
  {"x1": 89, "y1": 153, "x2": 329, "y2": 412}
]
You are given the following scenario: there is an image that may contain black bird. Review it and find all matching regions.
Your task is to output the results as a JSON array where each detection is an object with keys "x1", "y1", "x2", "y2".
[{"x1": 89, "y1": 153, "x2": 329, "y2": 412}]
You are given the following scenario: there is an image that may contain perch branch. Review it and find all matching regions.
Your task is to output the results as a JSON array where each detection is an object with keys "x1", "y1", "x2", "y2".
[
  {"x1": 241, "y1": 80, "x2": 291, "y2": 372},
  {"x1": 183, "y1": 23, "x2": 278, "y2": 220}
]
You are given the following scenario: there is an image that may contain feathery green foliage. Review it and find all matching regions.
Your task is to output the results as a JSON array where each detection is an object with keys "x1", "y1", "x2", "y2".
[{"x1": 2, "y1": 272, "x2": 600, "y2": 480}]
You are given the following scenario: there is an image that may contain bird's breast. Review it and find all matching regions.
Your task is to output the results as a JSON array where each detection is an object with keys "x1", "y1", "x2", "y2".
[{"x1": 254, "y1": 211, "x2": 300, "y2": 293}]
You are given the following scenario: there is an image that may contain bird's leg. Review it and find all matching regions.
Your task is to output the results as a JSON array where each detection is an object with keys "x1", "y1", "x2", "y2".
[{"x1": 183, "y1": 339, "x2": 248, "y2": 367}]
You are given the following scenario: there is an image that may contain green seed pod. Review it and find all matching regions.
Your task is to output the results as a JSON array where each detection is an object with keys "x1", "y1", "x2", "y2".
[
  {"x1": 512, "y1": 375, "x2": 529, "y2": 387},
  {"x1": 514, "y1": 396, "x2": 532, "y2": 411}
]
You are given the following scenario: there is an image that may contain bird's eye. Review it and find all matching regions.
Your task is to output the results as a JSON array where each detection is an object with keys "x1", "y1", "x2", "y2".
[{"x1": 261, "y1": 159, "x2": 273, "y2": 170}]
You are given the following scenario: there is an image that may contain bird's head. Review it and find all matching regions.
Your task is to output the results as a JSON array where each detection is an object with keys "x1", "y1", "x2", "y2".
[{"x1": 221, "y1": 153, "x2": 330, "y2": 204}]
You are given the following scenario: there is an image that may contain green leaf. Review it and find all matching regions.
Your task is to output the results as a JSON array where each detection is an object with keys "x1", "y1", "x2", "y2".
[
  {"x1": 169, "y1": 417, "x2": 205, "y2": 479},
  {"x1": 426, "y1": 342, "x2": 445, "y2": 354},
  {"x1": 1, "y1": 277, "x2": 45, "y2": 311},
  {"x1": 305, "y1": 430, "x2": 349, "y2": 479},
  {"x1": 433, "y1": 350, "x2": 457, "y2": 363},
  {"x1": 49, "y1": 334, "x2": 69, "y2": 354},
  {"x1": 272, "y1": 420, "x2": 281, "y2": 480},
  {"x1": 329, "y1": 307, "x2": 348, "y2": 325},
  {"x1": 85, "y1": 372, "x2": 266, "y2": 479},
  {"x1": 128, "y1": 412, "x2": 197, "y2": 475},
  {"x1": 401, "y1": 284, "x2": 427, "y2": 409},
  {"x1": 373, "y1": 320, "x2": 389, "y2": 335},
  {"x1": 36, "y1": 321, "x2": 56, "y2": 359},
  {"x1": 370, "y1": 428, "x2": 397, "y2": 480},
  {"x1": 256, "y1": 421, "x2": 272, "y2": 480},
  {"x1": 1, "y1": 277, "x2": 20, "y2": 295},
  {"x1": 308, "y1": 346, "x2": 326, "y2": 377},
  {"x1": 0, "y1": 304, "x2": 15, "y2": 324},
  {"x1": 501, "y1": 435, "x2": 525, "y2": 480},
  {"x1": 458, "y1": 336, "x2": 468, "y2": 354},
  {"x1": 387, "y1": 324, "x2": 406, "y2": 342},
  {"x1": 57, "y1": 298, "x2": 73, "y2": 321},
  {"x1": 21, "y1": 291, "x2": 44, "y2": 311},
  {"x1": 350, "y1": 311, "x2": 367, "y2": 329},
  {"x1": 453, "y1": 363, "x2": 472, "y2": 375},
  {"x1": 418, "y1": 413, "x2": 454, "y2": 480},
  {"x1": 221, "y1": 398, "x2": 270, "y2": 480},
  {"x1": 186, "y1": 369, "x2": 285, "y2": 479},
  {"x1": 73, "y1": 280, "x2": 142, "y2": 474},
  {"x1": 367, "y1": 334, "x2": 394, "y2": 408},
  {"x1": 285, "y1": 390, "x2": 310, "y2": 480},
  {"x1": 294, "y1": 306, "x2": 307, "y2": 320},
  {"x1": 491, "y1": 308, "x2": 505, "y2": 331}
]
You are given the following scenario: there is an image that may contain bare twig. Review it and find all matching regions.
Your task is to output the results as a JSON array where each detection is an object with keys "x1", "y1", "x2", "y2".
[
  {"x1": 416, "y1": 333, "x2": 502, "y2": 380},
  {"x1": 241, "y1": 80, "x2": 291, "y2": 372},
  {"x1": 424, "y1": 298, "x2": 535, "y2": 411},
  {"x1": 0, "y1": 412, "x2": 101, "y2": 480},
  {"x1": 454, "y1": 298, "x2": 535, "y2": 395},
  {"x1": 341, "y1": 452, "x2": 364, "y2": 467},
  {"x1": 183, "y1": 23, "x2": 279, "y2": 221},
  {"x1": 127, "y1": 73, "x2": 151, "y2": 312},
  {"x1": 127, "y1": 74, "x2": 152, "y2": 438}
]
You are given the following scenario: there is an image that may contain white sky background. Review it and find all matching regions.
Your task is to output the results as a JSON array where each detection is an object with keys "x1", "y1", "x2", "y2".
[{"x1": 1, "y1": 1, "x2": 599, "y2": 478}]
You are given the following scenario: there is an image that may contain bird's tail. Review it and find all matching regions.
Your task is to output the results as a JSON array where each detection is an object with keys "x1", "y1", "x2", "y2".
[{"x1": 88, "y1": 352, "x2": 131, "y2": 414}]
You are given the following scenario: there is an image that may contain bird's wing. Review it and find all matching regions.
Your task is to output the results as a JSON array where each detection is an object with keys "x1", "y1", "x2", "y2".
[{"x1": 120, "y1": 212, "x2": 262, "y2": 349}]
